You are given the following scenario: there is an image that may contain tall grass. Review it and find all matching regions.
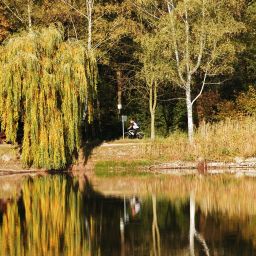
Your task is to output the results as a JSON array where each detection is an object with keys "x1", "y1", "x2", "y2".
[
  {"x1": 195, "y1": 116, "x2": 256, "y2": 159},
  {"x1": 141, "y1": 116, "x2": 256, "y2": 161}
]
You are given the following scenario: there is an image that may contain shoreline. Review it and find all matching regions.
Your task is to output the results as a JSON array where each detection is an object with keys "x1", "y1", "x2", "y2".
[
  {"x1": 2, "y1": 159, "x2": 256, "y2": 176},
  {"x1": 1, "y1": 141, "x2": 256, "y2": 179}
]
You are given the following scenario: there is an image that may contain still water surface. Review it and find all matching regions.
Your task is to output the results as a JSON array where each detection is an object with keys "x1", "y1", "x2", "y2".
[{"x1": 1, "y1": 174, "x2": 256, "y2": 256}]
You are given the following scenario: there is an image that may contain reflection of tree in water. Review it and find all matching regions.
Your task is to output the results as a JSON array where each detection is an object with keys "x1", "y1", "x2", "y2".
[
  {"x1": 189, "y1": 192, "x2": 209, "y2": 256},
  {"x1": 1, "y1": 175, "x2": 256, "y2": 256},
  {"x1": 0, "y1": 175, "x2": 91, "y2": 256},
  {"x1": 152, "y1": 194, "x2": 161, "y2": 256}
]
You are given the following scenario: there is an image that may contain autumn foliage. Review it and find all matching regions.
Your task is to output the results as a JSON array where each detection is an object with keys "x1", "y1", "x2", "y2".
[{"x1": 0, "y1": 25, "x2": 97, "y2": 169}]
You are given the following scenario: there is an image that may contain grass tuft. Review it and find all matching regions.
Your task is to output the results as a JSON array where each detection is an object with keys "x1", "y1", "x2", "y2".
[{"x1": 95, "y1": 160, "x2": 153, "y2": 177}]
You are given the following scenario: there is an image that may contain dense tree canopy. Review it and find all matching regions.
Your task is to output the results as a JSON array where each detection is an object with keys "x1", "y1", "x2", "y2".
[{"x1": 0, "y1": 0, "x2": 256, "y2": 168}]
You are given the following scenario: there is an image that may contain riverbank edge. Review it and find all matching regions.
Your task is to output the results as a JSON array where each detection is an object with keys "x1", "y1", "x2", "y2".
[
  {"x1": 2, "y1": 160, "x2": 256, "y2": 173},
  {"x1": 1, "y1": 142, "x2": 256, "y2": 175},
  {"x1": 1, "y1": 156, "x2": 256, "y2": 200}
]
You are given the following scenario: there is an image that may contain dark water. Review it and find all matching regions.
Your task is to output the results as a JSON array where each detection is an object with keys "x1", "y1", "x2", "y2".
[{"x1": 0, "y1": 174, "x2": 256, "y2": 256}]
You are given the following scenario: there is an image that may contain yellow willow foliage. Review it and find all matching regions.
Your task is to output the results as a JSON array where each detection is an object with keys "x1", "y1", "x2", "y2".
[
  {"x1": 0, "y1": 176, "x2": 91, "y2": 256},
  {"x1": 0, "y1": 25, "x2": 97, "y2": 169}
]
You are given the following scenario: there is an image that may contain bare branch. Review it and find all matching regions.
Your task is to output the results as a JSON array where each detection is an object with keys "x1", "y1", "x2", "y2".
[
  {"x1": 184, "y1": 0, "x2": 191, "y2": 75},
  {"x1": 2, "y1": 0, "x2": 25, "y2": 23},
  {"x1": 191, "y1": 70, "x2": 207, "y2": 105},
  {"x1": 131, "y1": 2, "x2": 160, "y2": 20},
  {"x1": 70, "y1": 15, "x2": 78, "y2": 40},
  {"x1": 92, "y1": 22, "x2": 121, "y2": 50},
  {"x1": 204, "y1": 82, "x2": 221, "y2": 85},
  {"x1": 159, "y1": 97, "x2": 186, "y2": 102},
  {"x1": 96, "y1": 36, "x2": 125, "y2": 61},
  {"x1": 152, "y1": 1, "x2": 165, "y2": 16},
  {"x1": 169, "y1": 0, "x2": 186, "y2": 84},
  {"x1": 191, "y1": 0, "x2": 205, "y2": 75},
  {"x1": 60, "y1": 0, "x2": 88, "y2": 19}
]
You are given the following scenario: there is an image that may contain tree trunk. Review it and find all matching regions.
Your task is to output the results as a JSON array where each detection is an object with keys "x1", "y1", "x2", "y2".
[
  {"x1": 150, "y1": 110, "x2": 155, "y2": 140},
  {"x1": 116, "y1": 69, "x2": 122, "y2": 115},
  {"x1": 149, "y1": 81, "x2": 157, "y2": 140},
  {"x1": 87, "y1": 0, "x2": 93, "y2": 50},
  {"x1": 186, "y1": 85, "x2": 194, "y2": 143},
  {"x1": 27, "y1": 0, "x2": 32, "y2": 32}
]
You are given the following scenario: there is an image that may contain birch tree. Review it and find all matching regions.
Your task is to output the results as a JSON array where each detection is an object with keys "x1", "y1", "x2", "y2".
[
  {"x1": 136, "y1": 34, "x2": 170, "y2": 139},
  {"x1": 157, "y1": 0, "x2": 245, "y2": 143}
]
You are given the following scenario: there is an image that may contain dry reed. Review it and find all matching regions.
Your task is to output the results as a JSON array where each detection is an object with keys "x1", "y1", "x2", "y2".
[{"x1": 140, "y1": 116, "x2": 256, "y2": 161}]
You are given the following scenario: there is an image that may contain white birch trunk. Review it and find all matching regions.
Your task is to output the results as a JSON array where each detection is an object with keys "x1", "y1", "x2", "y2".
[
  {"x1": 87, "y1": 0, "x2": 93, "y2": 50},
  {"x1": 186, "y1": 84, "x2": 194, "y2": 143},
  {"x1": 150, "y1": 110, "x2": 155, "y2": 140}
]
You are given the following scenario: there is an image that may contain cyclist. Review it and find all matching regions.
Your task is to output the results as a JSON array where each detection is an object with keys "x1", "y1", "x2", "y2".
[{"x1": 128, "y1": 119, "x2": 139, "y2": 137}]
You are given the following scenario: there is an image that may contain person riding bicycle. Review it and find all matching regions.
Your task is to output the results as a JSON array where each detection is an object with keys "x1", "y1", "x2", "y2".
[{"x1": 128, "y1": 119, "x2": 139, "y2": 137}]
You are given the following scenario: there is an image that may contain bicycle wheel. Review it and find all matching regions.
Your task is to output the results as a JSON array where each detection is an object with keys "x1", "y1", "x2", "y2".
[
  {"x1": 136, "y1": 132, "x2": 144, "y2": 139},
  {"x1": 124, "y1": 132, "x2": 130, "y2": 138}
]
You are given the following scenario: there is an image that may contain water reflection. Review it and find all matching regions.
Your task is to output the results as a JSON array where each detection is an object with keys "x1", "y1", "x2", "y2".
[
  {"x1": 189, "y1": 192, "x2": 209, "y2": 256},
  {"x1": 0, "y1": 175, "x2": 256, "y2": 255}
]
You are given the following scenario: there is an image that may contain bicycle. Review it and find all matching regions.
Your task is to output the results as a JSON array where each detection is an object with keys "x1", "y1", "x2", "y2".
[{"x1": 124, "y1": 129, "x2": 144, "y2": 139}]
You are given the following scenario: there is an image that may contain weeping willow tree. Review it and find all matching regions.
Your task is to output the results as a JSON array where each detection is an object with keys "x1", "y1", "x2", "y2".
[{"x1": 0, "y1": 25, "x2": 97, "y2": 169}]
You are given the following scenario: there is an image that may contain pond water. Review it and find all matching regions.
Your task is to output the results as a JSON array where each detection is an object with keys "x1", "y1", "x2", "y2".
[{"x1": 1, "y1": 174, "x2": 256, "y2": 256}]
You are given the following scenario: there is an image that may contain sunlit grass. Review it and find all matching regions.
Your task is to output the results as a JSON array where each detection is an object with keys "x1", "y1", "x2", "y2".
[
  {"x1": 194, "y1": 116, "x2": 256, "y2": 160},
  {"x1": 107, "y1": 116, "x2": 256, "y2": 162},
  {"x1": 95, "y1": 160, "x2": 154, "y2": 177}
]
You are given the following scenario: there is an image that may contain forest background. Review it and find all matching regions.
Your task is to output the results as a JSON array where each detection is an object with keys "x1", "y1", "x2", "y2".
[{"x1": 0, "y1": 0, "x2": 256, "y2": 169}]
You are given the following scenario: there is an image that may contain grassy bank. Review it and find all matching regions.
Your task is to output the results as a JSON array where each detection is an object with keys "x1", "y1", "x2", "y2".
[
  {"x1": 99, "y1": 116, "x2": 256, "y2": 162},
  {"x1": 95, "y1": 160, "x2": 154, "y2": 177},
  {"x1": 92, "y1": 116, "x2": 256, "y2": 175},
  {"x1": 0, "y1": 144, "x2": 18, "y2": 161},
  {"x1": 150, "y1": 116, "x2": 256, "y2": 161}
]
